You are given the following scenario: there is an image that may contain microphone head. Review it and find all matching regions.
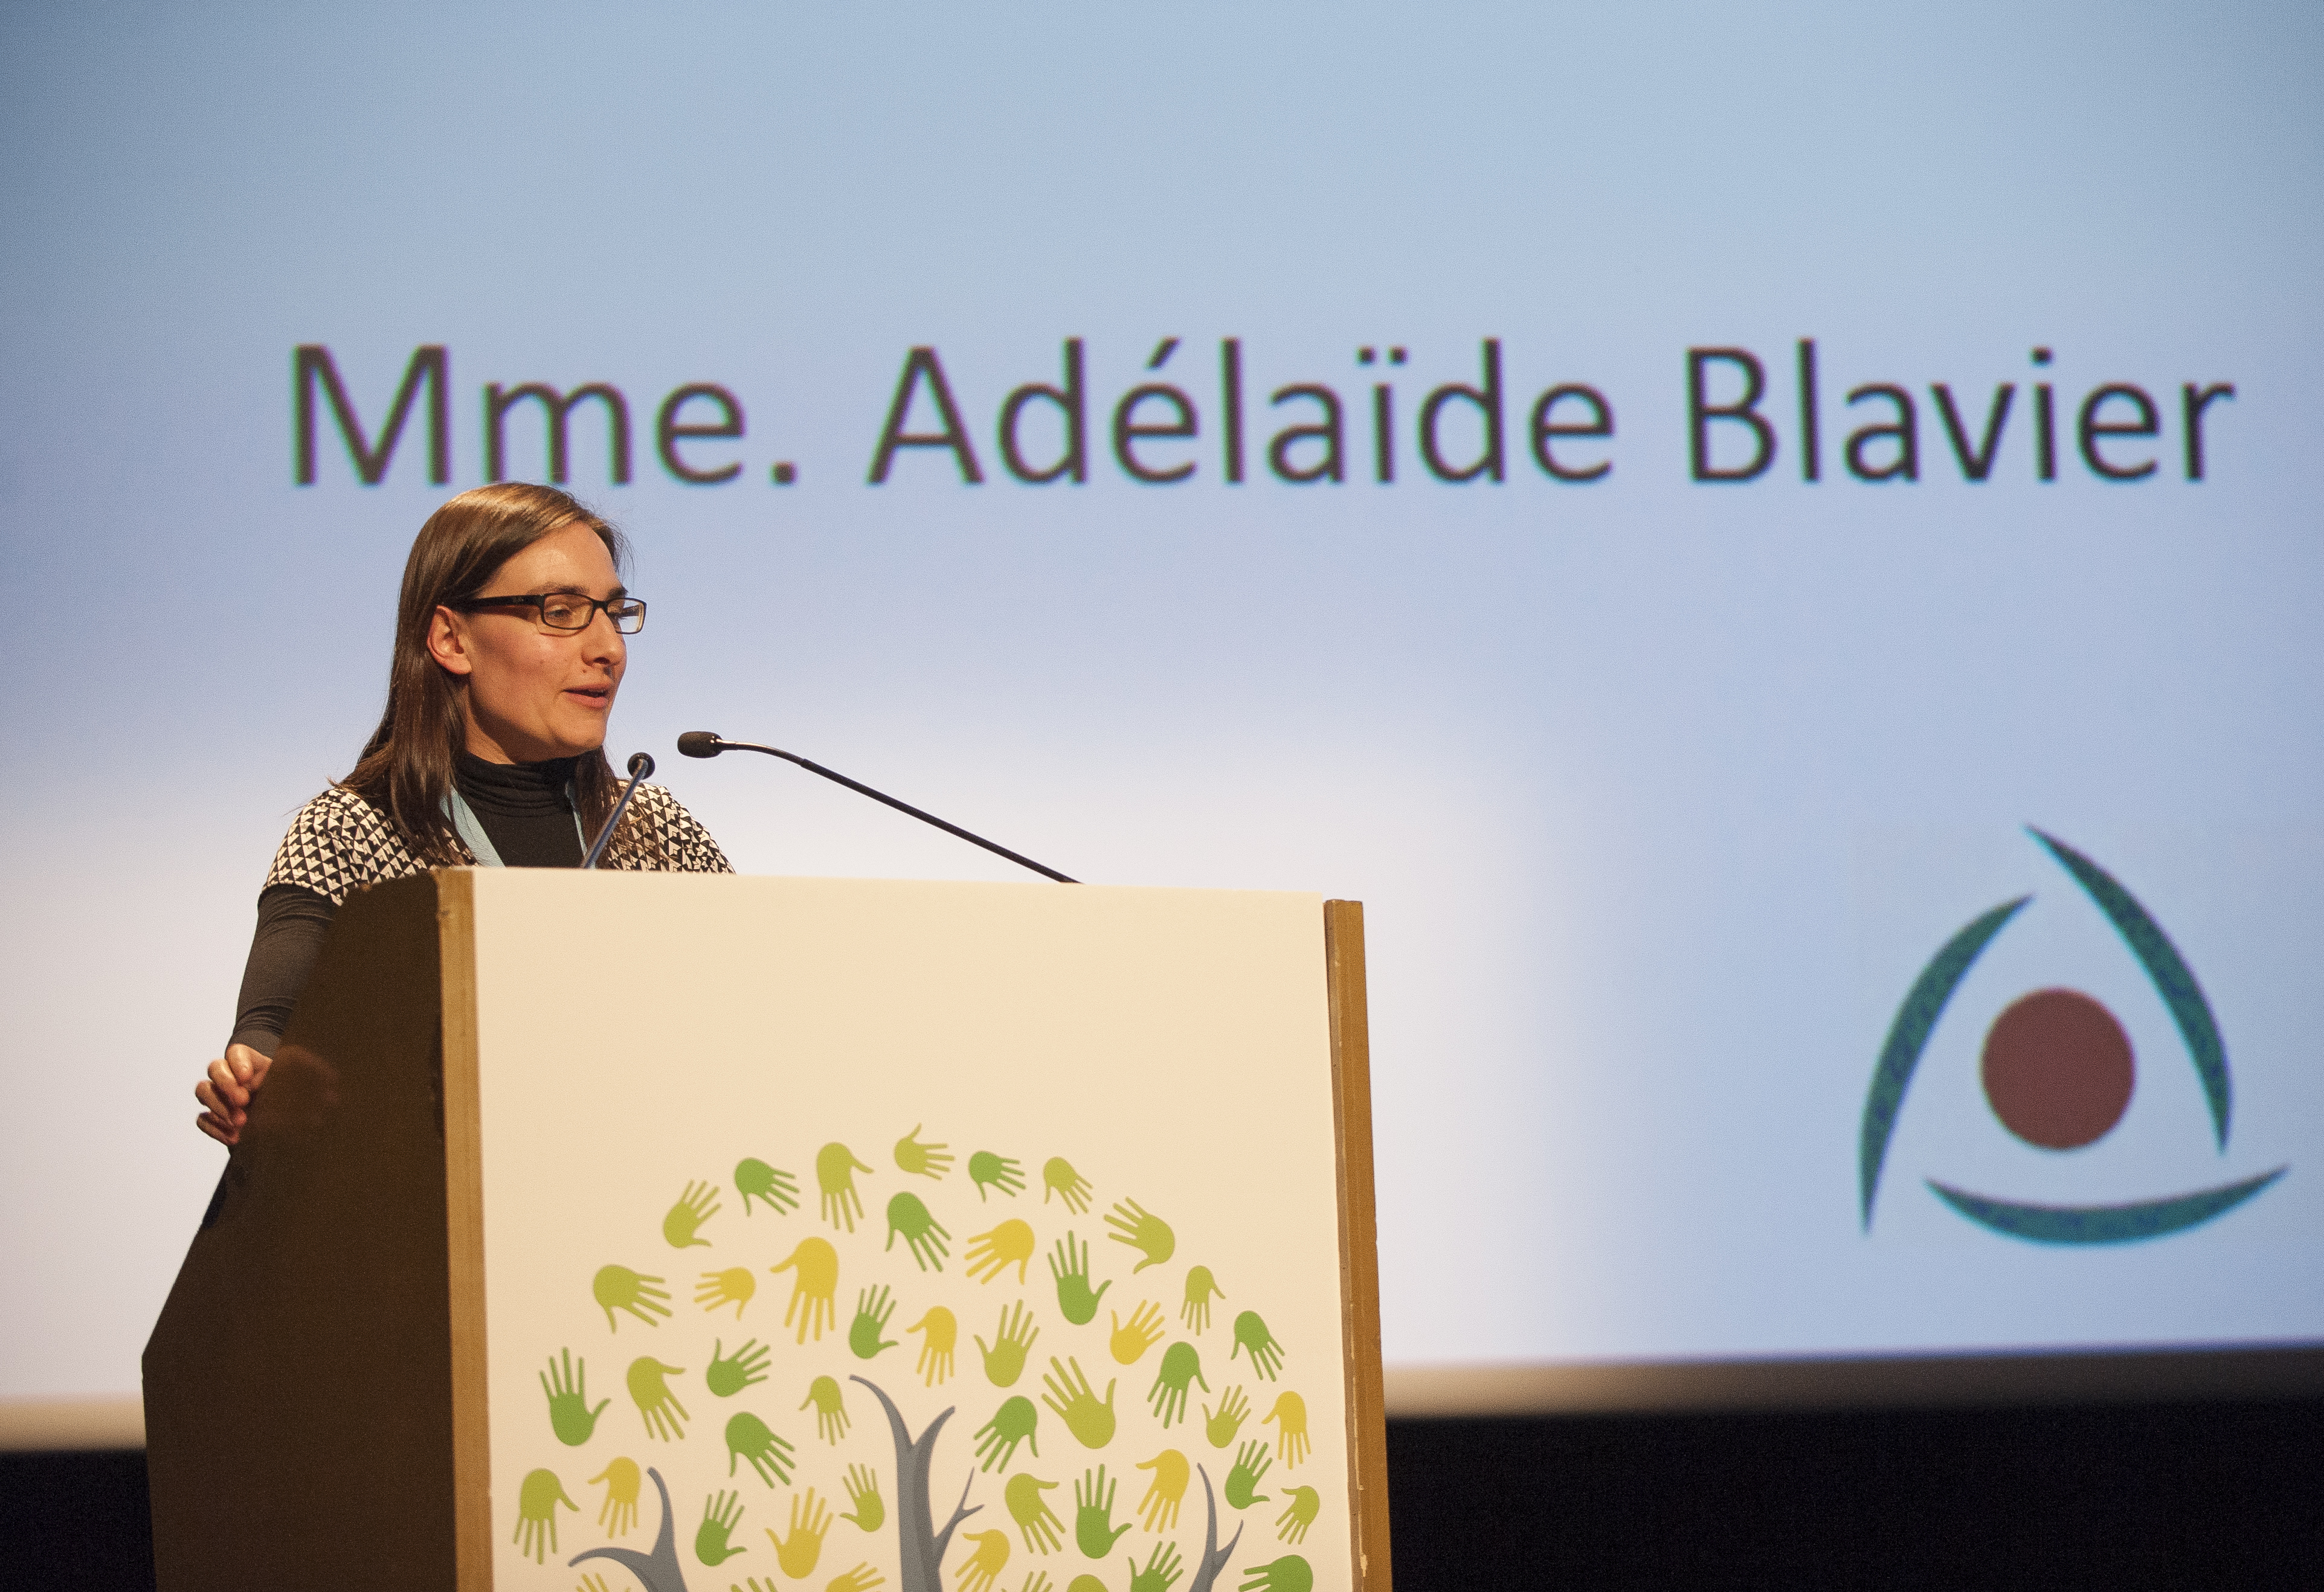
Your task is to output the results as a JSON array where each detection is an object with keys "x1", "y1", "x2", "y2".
[
  {"x1": 676, "y1": 731, "x2": 724, "y2": 759},
  {"x1": 626, "y1": 751, "x2": 656, "y2": 778}
]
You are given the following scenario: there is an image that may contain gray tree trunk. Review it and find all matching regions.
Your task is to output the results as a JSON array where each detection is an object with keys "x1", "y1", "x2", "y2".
[
  {"x1": 854, "y1": 1375, "x2": 982, "y2": 1592},
  {"x1": 570, "y1": 1464, "x2": 691, "y2": 1592},
  {"x1": 1188, "y1": 1466, "x2": 1246, "y2": 1592}
]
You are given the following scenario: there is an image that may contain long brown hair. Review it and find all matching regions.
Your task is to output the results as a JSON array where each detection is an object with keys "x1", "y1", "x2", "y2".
[{"x1": 342, "y1": 483, "x2": 633, "y2": 864}]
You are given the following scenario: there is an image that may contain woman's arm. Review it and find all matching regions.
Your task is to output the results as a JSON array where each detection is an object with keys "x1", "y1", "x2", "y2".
[{"x1": 195, "y1": 884, "x2": 336, "y2": 1145}]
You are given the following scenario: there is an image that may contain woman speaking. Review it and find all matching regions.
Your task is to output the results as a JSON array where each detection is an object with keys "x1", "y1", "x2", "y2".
[{"x1": 193, "y1": 483, "x2": 730, "y2": 1144}]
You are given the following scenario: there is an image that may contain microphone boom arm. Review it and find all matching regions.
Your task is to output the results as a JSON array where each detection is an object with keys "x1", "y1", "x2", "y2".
[{"x1": 682, "y1": 734, "x2": 1077, "y2": 884}]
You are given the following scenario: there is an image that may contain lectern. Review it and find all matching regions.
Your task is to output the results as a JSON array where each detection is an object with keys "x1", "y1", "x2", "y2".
[{"x1": 146, "y1": 871, "x2": 1388, "y2": 1592}]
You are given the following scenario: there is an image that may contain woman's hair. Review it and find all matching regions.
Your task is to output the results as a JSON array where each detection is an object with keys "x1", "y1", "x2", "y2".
[{"x1": 341, "y1": 483, "x2": 633, "y2": 864}]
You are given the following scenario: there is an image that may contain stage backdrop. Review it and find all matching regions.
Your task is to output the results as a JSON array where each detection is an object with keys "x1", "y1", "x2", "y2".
[{"x1": 2, "y1": 1, "x2": 2320, "y2": 1425}]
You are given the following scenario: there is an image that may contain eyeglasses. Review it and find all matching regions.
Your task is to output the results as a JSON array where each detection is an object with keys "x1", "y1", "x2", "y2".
[{"x1": 452, "y1": 592, "x2": 648, "y2": 634}]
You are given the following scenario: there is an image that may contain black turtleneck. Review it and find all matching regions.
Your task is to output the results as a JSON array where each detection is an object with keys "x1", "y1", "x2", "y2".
[
  {"x1": 227, "y1": 754, "x2": 591, "y2": 1054},
  {"x1": 453, "y1": 750, "x2": 586, "y2": 868}
]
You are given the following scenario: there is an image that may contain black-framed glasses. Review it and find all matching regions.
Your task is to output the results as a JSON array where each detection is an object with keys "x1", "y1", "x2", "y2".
[{"x1": 452, "y1": 592, "x2": 648, "y2": 634}]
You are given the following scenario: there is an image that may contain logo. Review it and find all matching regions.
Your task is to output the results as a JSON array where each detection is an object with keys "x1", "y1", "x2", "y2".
[{"x1": 1858, "y1": 829, "x2": 2285, "y2": 1243}]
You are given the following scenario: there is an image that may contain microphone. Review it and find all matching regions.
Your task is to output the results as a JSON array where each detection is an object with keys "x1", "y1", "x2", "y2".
[
  {"x1": 582, "y1": 751, "x2": 655, "y2": 870},
  {"x1": 677, "y1": 731, "x2": 1077, "y2": 884}
]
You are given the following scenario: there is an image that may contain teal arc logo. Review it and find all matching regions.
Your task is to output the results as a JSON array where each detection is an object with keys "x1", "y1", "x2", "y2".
[{"x1": 1858, "y1": 829, "x2": 2286, "y2": 1244}]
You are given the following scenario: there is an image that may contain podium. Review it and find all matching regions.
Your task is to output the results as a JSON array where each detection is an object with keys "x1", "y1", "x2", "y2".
[{"x1": 146, "y1": 871, "x2": 1389, "y2": 1592}]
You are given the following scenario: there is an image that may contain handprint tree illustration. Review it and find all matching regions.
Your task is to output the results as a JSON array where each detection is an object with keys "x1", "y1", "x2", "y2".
[{"x1": 524, "y1": 1132, "x2": 1324, "y2": 1592}]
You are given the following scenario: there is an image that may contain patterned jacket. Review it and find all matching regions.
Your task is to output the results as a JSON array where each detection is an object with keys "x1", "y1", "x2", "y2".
[{"x1": 263, "y1": 783, "x2": 732, "y2": 906}]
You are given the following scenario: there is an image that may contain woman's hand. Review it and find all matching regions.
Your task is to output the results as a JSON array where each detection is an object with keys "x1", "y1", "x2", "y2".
[{"x1": 195, "y1": 1044, "x2": 272, "y2": 1146}]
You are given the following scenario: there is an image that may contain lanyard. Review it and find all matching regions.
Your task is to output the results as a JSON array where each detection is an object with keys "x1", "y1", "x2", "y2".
[{"x1": 443, "y1": 783, "x2": 589, "y2": 867}]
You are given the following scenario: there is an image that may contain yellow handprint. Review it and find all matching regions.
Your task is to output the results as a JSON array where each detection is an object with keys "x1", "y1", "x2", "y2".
[
  {"x1": 1274, "y1": 1486, "x2": 1319, "y2": 1544},
  {"x1": 592, "y1": 1265, "x2": 671, "y2": 1332},
  {"x1": 697, "y1": 1266, "x2": 756, "y2": 1319},
  {"x1": 1202, "y1": 1385, "x2": 1251, "y2": 1449},
  {"x1": 1102, "y1": 1199, "x2": 1174, "y2": 1274},
  {"x1": 513, "y1": 1468, "x2": 576, "y2": 1564},
  {"x1": 771, "y1": 1238, "x2": 840, "y2": 1344},
  {"x1": 1005, "y1": 1472, "x2": 1065, "y2": 1553},
  {"x1": 828, "y1": 1564, "x2": 886, "y2": 1592},
  {"x1": 966, "y1": 1219, "x2": 1037, "y2": 1285},
  {"x1": 1260, "y1": 1391, "x2": 1308, "y2": 1468},
  {"x1": 1109, "y1": 1302, "x2": 1165, "y2": 1366},
  {"x1": 578, "y1": 1576, "x2": 613, "y2": 1592},
  {"x1": 768, "y1": 1487, "x2": 834, "y2": 1578},
  {"x1": 954, "y1": 1528, "x2": 1011, "y2": 1592},
  {"x1": 587, "y1": 1456, "x2": 640, "y2": 1537},
  {"x1": 664, "y1": 1180, "x2": 722, "y2": 1248},
  {"x1": 817, "y1": 1141, "x2": 875, "y2": 1233},
  {"x1": 1180, "y1": 1267, "x2": 1223, "y2": 1335},
  {"x1": 840, "y1": 1463, "x2": 885, "y2": 1532},
  {"x1": 802, "y1": 1374, "x2": 851, "y2": 1443},
  {"x1": 977, "y1": 1300, "x2": 1041, "y2": 1387},
  {"x1": 909, "y1": 1305, "x2": 958, "y2": 1387},
  {"x1": 626, "y1": 1357, "x2": 688, "y2": 1441},
  {"x1": 1041, "y1": 1157, "x2": 1093, "y2": 1214},
  {"x1": 1133, "y1": 1448, "x2": 1189, "y2": 1532},
  {"x1": 896, "y1": 1124, "x2": 956, "y2": 1179}
]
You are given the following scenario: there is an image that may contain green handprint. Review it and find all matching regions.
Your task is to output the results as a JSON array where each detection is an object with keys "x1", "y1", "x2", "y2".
[
  {"x1": 1005, "y1": 1472, "x2": 1065, "y2": 1554},
  {"x1": 707, "y1": 1338, "x2": 773, "y2": 1398},
  {"x1": 1128, "y1": 1540, "x2": 1185, "y2": 1592},
  {"x1": 736, "y1": 1155, "x2": 801, "y2": 1215},
  {"x1": 1072, "y1": 1466, "x2": 1132, "y2": 1558},
  {"x1": 541, "y1": 1347, "x2": 610, "y2": 1445},
  {"x1": 977, "y1": 1300, "x2": 1041, "y2": 1387},
  {"x1": 697, "y1": 1266, "x2": 756, "y2": 1319},
  {"x1": 698, "y1": 1488, "x2": 748, "y2": 1565},
  {"x1": 589, "y1": 1456, "x2": 640, "y2": 1537},
  {"x1": 967, "y1": 1219, "x2": 1037, "y2": 1284},
  {"x1": 955, "y1": 1528, "x2": 1011, "y2": 1592},
  {"x1": 665, "y1": 1180, "x2": 723, "y2": 1248},
  {"x1": 1274, "y1": 1486, "x2": 1319, "y2": 1545},
  {"x1": 840, "y1": 1463, "x2": 884, "y2": 1532},
  {"x1": 768, "y1": 1486, "x2": 834, "y2": 1578},
  {"x1": 1202, "y1": 1385, "x2": 1251, "y2": 1449},
  {"x1": 802, "y1": 1375, "x2": 851, "y2": 1443},
  {"x1": 1229, "y1": 1312, "x2": 1285, "y2": 1381},
  {"x1": 1067, "y1": 1581, "x2": 1105, "y2": 1592},
  {"x1": 828, "y1": 1564, "x2": 886, "y2": 1592},
  {"x1": 1181, "y1": 1268, "x2": 1223, "y2": 1335},
  {"x1": 1225, "y1": 1440, "x2": 1272, "y2": 1509},
  {"x1": 1260, "y1": 1392, "x2": 1308, "y2": 1468},
  {"x1": 726, "y1": 1410, "x2": 797, "y2": 1486},
  {"x1": 771, "y1": 1237, "x2": 840, "y2": 1344},
  {"x1": 1048, "y1": 1233, "x2": 1111, "y2": 1326},
  {"x1": 908, "y1": 1305, "x2": 958, "y2": 1386},
  {"x1": 580, "y1": 1575, "x2": 614, "y2": 1592},
  {"x1": 627, "y1": 1357, "x2": 689, "y2": 1441},
  {"x1": 1146, "y1": 1343, "x2": 1207, "y2": 1429},
  {"x1": 817, "y1": 1141, "x2": 875, "y2": 1233},
  {"x1": 850, "y1": 1286, "x2": 900, "y2": 1359},
  {"x1": 1133, "y1": 1449, "x2": 1188, "y2": 1532},
  {"x1": 513, "y1": 1468, "x2": 575, "y2": 1564},
  {"x1": 970, "y1": 1151, "x2": 1026, "y2": 1200},
  {"x1": 1043, "y1": 1157, "x2": 1093, "y2": 1214},
  {"x1": 1019, "y1": 1575, "x2": 1055, "y2": 1592},
  {"x1": 886, "y1": 1192, "x2": 951, "y2": 1271},
  {"x1": 1102, "y1": 1199, "x2": 1174, "y2": 1274},
  {"x1": 1237, "y1": 1556, "x2": 1312, "y2": 1592},
  {"x1": 974, "y1": 1395, "x2": 1041, "y2": 1472},
  {"x1": 1109, "y1": 1302, "x2": 1165, "y2": 1366},
  {"x1": 593, "y1": 1265, "x2": 671, "y2": 1332},
  {"x1": 1041, "y1": 1355, "x2": 1118, "y2": 1449},
  {"x1": 895, "y1": 1124, "x2": 956, "y2": 1180}
]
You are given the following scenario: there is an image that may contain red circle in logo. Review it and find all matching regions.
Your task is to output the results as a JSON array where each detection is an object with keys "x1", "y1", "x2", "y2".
[{"x1": 1981, "y1": 987, "x2": 2135, "y2": 1149}]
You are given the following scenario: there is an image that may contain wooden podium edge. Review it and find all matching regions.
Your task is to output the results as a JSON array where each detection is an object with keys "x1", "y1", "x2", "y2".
[
  {"x1": 437, "y1": 870, "x2": 493, "y2": 1592},
  {"x1": 1324, "y1": 900, "x2": 1392, "y2": 1592}
]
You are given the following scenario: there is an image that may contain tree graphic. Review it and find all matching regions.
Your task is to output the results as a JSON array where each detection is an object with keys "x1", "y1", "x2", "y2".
[{"x1": 518, "y1": 1130, "x2": 1321, "y2": 1592}]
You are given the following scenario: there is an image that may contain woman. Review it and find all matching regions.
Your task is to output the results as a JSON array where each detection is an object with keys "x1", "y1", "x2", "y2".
[{"x1": 193, "y1": 483, "x2": 730, "y2": 1145}]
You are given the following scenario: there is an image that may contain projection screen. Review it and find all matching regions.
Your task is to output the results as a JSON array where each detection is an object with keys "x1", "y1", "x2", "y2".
[{"x1": 2, "y1": 1, "x2": 2320, "y2": 1436}]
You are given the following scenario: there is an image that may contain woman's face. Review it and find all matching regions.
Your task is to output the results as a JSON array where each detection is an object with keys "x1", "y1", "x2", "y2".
[{"x1": 426, "y1": 521, "x2": 628, "y2": 763}]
